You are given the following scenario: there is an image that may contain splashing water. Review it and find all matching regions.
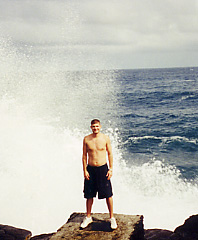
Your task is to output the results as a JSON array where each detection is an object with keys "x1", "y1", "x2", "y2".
[
  {"x1": 1, "y1": 87, "x2": 198, "y2": 235},
  {"x1": 1, "y1": 6, "x2": 198, "y2": 236}
]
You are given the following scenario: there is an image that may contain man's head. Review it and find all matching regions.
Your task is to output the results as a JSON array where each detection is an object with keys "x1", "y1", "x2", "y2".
[
  {"x1": 91, "y1": 119, "x2": 100, "y2": 125},
  {"x1": 90, "y1": 119, "x2": 101, "y2": 134}
]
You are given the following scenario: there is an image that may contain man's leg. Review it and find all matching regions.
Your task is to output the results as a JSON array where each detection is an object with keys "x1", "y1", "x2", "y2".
[
  {"x1": 106, "y1": 196, "x2": 117, "y2": 229},
  {"x1": 81, "y1": 198, "x2": 93, "y2": 228},
  {"x1": 106, "y1": 196, "x2": 113, "y2": 218},
  {"x1": 86, "y1": 198, "x2": 93, "y2": 217}
]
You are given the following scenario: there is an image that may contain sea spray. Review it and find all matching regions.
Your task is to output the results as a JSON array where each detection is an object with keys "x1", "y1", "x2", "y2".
[
  {"x1": 1, "y1": 11, "x2": 198, "y2": 237},
  {"x1": 113, "y1": 157, "x2": 198, "y2": 230},
  {"x1": 0, "y1": 35, "x2": 118, "y2": 235},
  {"x1": 1, "y1": 93, "x2": 198, "y2": 235},
  {"x1": 0, "y1": 97, "x2": 85, "y2": 234},
  {"x1": 105, "y1": 127, "x2": 198, "y2": 231}
]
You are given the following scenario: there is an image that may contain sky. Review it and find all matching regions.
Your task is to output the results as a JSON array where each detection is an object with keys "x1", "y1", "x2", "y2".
[{"x1": 0, "y1": 0, "x2": 198, "y2": 70}]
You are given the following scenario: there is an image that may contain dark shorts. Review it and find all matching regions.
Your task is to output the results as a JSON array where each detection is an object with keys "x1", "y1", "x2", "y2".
[{"x1": 83, "y1": 164, "x2": 113, "y2": 199}]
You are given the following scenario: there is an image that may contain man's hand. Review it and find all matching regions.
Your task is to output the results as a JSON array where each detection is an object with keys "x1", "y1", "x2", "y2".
[
  {"x1": 106, "y1": 169, "x2": 113, "y2": 180},
  {"x1": 84, "y1": 170, "x2": 90, "y2": 180}
]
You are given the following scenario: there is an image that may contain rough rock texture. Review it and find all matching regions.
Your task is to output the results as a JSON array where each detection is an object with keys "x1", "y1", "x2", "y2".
[
  {"x1": 0, "y1": 224, "x2": 32, "y2": 240},
  {"x1": 49, "y1": 212, "x2": 144, "y2": 240},
  {"x1": 174, "y1": 214, "x2": 198, "y2": 240}
]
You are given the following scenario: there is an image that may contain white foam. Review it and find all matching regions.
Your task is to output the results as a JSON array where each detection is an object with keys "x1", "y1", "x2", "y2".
[
  {"x1": 1, "y1": 26, "x2": 197, "y2": 237},
  {"x1": 1, "y1": 98, "x2": 198, "y2": 235},
  {"x1": 0, "y1": 98, "x2": 85, "y2": 234},
  {"x1": 107, "y1": 129, "x2": 198, "y2": 231},
  {"x1": 128, "y1": 135, "x2": 197, "y2": 145},
  {"x1": 113, "y1": 158, "x2": 198, "y2": 231}
]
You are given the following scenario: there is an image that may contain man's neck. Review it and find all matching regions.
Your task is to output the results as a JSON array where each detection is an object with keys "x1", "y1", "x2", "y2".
[{"x1": 92, "y1": 132, "x2": 101, "y2": 138}]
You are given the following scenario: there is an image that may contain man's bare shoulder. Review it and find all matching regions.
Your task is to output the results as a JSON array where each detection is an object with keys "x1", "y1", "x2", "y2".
[
  {"x1": 102, "y1": 133, "x2": 109, "y2": 139},
  {"x1": 99, "y1": 133, "x2": 110, "y2": 143},
  {"x1": 104, "y1": 134, "x2": 111, "y2": 143},
  {"x1": 84, "y1": 134, "x2": 93, "y2": 141}
]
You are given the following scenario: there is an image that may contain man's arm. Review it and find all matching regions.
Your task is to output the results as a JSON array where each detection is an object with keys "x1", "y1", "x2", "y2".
[
  {"x1": 82, "y1": 137, "x2": 90, "y2": 180},
  {"x1": 106, "y1": 135, "x2": 113, "y2": 180}
]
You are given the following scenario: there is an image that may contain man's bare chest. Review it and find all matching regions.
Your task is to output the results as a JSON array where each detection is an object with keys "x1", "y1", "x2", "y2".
[{"x1": 87, "y1": 139, "x2": 106, "y2": 152}]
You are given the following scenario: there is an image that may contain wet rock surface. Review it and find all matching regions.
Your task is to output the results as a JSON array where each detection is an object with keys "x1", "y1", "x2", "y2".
[
  {"x1": 145, "y1": 214, "x2": 198, "y2": 240},
  {"x1": 30, "y1": 233, "x2": 54, "y2": 240},
  {"x1": 0, "y1": 224, "x2": 32, "y2": 240},
  {"x1": 174, "y1": 214, "x2": 198, "y2": 240},
  {"x1": 144, "y1": 229, "x2": 183, "y2": 240}
]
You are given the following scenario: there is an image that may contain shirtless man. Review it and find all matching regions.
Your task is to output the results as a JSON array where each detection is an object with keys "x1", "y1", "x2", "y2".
[{"x1": 81, "y1": 119, "x2": 117, "y2": 229}]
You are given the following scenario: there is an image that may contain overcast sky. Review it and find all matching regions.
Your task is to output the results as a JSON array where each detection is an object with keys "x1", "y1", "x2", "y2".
[{"x1": 0, "y1": 0, "x2": 198, "y2": 70}]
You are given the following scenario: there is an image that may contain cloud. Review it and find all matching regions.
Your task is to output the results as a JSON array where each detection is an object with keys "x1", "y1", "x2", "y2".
[
  {"x1": 79, "y1": 0, "x2": 198, "y2": 50},
  {"x1": 0, "y1": 0, "x2": 198, "y2": 69},
  {"x1": 0, "y1": 0, "x2": 80, "y2": 44}
]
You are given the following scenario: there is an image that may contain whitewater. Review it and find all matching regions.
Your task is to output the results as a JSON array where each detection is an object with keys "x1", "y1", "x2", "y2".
[{"x1": 1, "y1": 29, "x2": 198, "y2": 238}]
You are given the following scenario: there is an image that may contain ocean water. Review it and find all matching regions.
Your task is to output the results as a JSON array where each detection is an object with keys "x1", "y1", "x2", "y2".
[{"x1": 0, "y1": 37, "x2": 198, "y2": 236}]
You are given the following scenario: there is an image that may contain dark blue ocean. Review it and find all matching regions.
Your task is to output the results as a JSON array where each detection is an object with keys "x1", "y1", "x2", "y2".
[
  {"x1": 1, "y1": 65, "x2": 198, "y2": 235},
  {"x1": 115, "y1": 67, "x2": 198, "y2": 181}
]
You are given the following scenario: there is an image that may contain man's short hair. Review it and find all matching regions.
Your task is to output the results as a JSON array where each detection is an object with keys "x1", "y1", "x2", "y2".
[{"x1": 91, "y1": 119, "x2": 100, "y2": 125}]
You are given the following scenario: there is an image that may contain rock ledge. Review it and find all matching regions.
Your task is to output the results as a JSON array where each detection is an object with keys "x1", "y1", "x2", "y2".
[{"x1": 49, "y1": 212, "x2": 144, "y2": 240}]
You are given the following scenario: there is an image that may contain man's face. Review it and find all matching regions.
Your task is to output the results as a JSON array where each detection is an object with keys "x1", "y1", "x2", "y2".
[{"x1": 90, "y1": 123, "x2": 101, "y2": 134}]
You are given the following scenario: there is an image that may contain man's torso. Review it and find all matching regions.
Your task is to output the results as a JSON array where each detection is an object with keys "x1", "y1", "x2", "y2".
[{"x1": 85, "y1": 133, "x2": 107, "y2": 167}]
